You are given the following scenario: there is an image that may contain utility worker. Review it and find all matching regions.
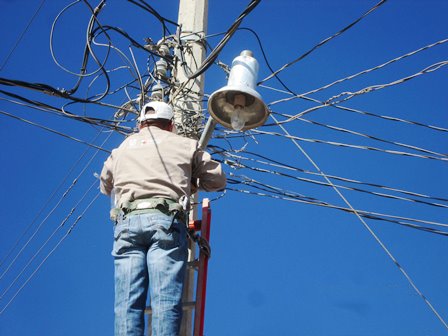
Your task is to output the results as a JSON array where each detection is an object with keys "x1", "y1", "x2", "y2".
[{"x1": 99, "y1": 101, "x2": 226, "y2": 336}]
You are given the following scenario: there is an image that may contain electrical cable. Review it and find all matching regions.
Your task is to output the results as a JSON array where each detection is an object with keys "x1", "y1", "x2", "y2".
[
  {"x1": 0, "y1": 181, "x2": 98, "y2": 302},
  {"x1": 77, "y1": 0, "x2": 111, "y2": 101},
  {"x1": 226, "y1": 173, "x2": 448, "y2": 230},
  {"x1": 0, "y1": 129, "x2": 112, "y2": 283},
  {"x1": 260, "y1": 84, "x2": 448, "y2": 133},
  {"x1": 268, "y1": 37, "x2": 448, "y2": 106},
  {"x1": 49, "y1": 0, "x2": 110, "y2": 96},
  {"x1": 90, "y1": 25, "x2": 171, "y2": 61},
  {"x1": 128, "y1": 46, "x2": 145, "y2": 108},
  {"x1": 325, "y1": 61, "x2": 448, "y2": 105},
  {"x1": 224, "y1": 158, "x2": 448, "y2": 209},
  {"x1": 0, "y1": 110, "x2": 111, "y2": 153},
  {"x1": 0, "y1": 129, "x2": 103, "y2": 270},
  {"x1": 268, "y1": 114, "x2": 448, "y2": 159},
  {"x1": 0, "y1": 0, "x2": 47, "y2": 72},
  {"x1": 259, "y1": 0, "x2": 388, "y2": 85},
  {"x1": 269, "y1": 113, "x2": 448, "y2": 330},
  {"x1": 127, "y1": 0, "x2": 179, "y2": 36},
  {"x1": 215, "y1": 147, "x2": 448, "y2": 203},
  {"x1": 187, "y1": 0, "x2": 262, "y2": 80},
  {"x1": 221, "y1": 129, "x2": 448, "y2": 162},
  {"x1": 0, "y1": 89, "x2": 133, "y2": 133},
  {"x1": 0, "y1": 76, "x2": 106, "y2": 104},
  {"x1": 225, "y1": 187, "x2": 448, "y2": 236},
  {"x1": 0, "y1": 190, "x2": 100, "y2": 315}
]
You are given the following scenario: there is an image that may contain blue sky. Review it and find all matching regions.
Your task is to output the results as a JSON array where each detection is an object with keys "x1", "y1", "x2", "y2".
[{"x1": 0, "y1": 1, "x2": 447, "y2": 335}]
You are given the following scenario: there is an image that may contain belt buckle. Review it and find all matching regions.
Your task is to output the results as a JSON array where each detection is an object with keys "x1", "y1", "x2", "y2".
[{"x1": 136, "y1": 201, "x2": 154, "y2": 210}]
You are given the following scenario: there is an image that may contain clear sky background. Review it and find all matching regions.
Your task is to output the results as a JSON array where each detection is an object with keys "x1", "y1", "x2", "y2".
[{"x1": 0, "y1": 1, "x2": 447, "y2": 335}]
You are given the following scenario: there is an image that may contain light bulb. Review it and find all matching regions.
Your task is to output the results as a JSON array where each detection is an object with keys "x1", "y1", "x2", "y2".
[{"x1": 231, "y1": 106, "x2": 245, "y2": 131}]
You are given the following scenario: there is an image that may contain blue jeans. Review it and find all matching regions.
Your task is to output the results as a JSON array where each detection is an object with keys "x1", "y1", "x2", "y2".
[{"x1": 112, "y1": 210, "x2": 187, "y2": 336}]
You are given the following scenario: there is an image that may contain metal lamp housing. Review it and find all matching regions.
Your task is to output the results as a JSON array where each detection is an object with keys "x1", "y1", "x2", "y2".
[{"x1": 208, "y1": 50, "x2": 269, "y2": 131}]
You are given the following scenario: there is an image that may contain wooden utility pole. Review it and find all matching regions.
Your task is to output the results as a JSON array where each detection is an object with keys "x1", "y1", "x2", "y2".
[
  {"x1": 172, "y1": 0, "x2": 208, "y2": 140},
  {"x1": 146, "y1": 2, "x2": 209, "y2": 334},
  {"x1": 174, "y1": 1, "x2": 208, "y2": 335}
]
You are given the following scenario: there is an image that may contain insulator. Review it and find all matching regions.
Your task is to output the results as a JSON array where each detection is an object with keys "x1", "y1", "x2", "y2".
[
  {"x1": 151, "y1": 83, "x2": 164, "y2": 99},
  {"x1": 158, "y1": 44, "x2": 170, "y2": 56},
  {"x1": 155, "y1": 59, "x2": 168, "y2": 77}
]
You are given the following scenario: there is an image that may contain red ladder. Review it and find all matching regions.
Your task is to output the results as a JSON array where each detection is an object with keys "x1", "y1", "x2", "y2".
[
  {"x1": 146, "y1": 198, "x2": 212, "y2": 336},
  {"x1": 190, "y1": 198, "x2": 212, "y2": 336}
]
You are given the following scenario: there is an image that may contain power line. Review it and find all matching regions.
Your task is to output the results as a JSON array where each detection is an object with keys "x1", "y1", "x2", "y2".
[
  {"x1": 221, "y1": 129, "x2": 448, "y2": 162},
  {"x1": 259, "y1": 0, "x2": 388, "y2": 85},
  {"x1": 226, "y1": 187, "x2": 448, "y2": 236},
  {"x1": 260, "y1": 84, "x2": 448, "y2": 133},
  {"x1": 0, "y1": 0, "x2": 47, "y2": 72},
  {"x1": 127, "y1": 0, "x2": 179, "y2": 36},
  {"x1": 0, "y1": 180, "x2": 98, "y2": 302},
  {"x1": 269, "y1": 113, "x2": 448, "y2": 330},
  {"x1": 0, "y1": 190, "x2": 100, "y2": 315},
  {"x1": 224, "y1": 158, "x2": 448, "y2": 209},
  {"x1": 325, "y1": 61, "x2": 448, "y2": 105},
  {"x1": 216, "y1": 147, "x2": 448, "y2": 203},
  {"x1": 276, "y1": 115, "x2": 447, "y2": 159},
  {"x1": 0, "y1": 109, "x2": 111, "y2": 153},
  {"x1": 263, "y1": 60, "x2": 448, "y2": 121},
  {"x1": 0, "y1": 128, "x2": 112, "y2": 283},
  {"x1": 267, "y1": 37, "x2": 448, "y2": 106},
  {"x1": 0, "y1": 130, "x2": 103, "y2": 270},
  {"x1": 0, "y1": 89, "x2": 133, "y2": 133},
  {"x1": 187, "y1": 0, "x2": 262, "y2": 80}
]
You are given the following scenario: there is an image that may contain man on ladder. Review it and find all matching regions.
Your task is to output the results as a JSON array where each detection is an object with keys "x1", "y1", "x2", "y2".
[{"x1": 99, "y1": 101, "x2": 226, "y2": 336}]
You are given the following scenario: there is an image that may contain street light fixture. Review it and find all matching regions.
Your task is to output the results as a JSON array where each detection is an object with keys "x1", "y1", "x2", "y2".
[{"x1": 199, "y1": 50, "x2": 269, "y2": 148}]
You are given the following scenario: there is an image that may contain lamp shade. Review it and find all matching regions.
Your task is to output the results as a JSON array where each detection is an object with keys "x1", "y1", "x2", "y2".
[{"x1": 208, "y1": 50, "x2": 269, "y2": 131}]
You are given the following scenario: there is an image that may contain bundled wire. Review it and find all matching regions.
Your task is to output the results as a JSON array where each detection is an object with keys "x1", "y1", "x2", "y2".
[
  {"x1": 187, "y1": 0, "x2": 262, "y2": 80},
  {"x1": 259, "y1": 0, "x2": 388, "y2": 86},
  {"x1": 127, "y1": 0, "x2": 179, "y2": 36},
  {"x1": 1, "y1": 0, "x2": 447, "y2": 328},
  {"x1": 219, "y1": 129, "x2": 448, "y2": 162},
  {"x1": 0, "y1": 89, "x2": 132, "y2": 133},
  {"x1": 267, "y1": 37, "x2": 448, "y2": 106},
  {"x1": 0, "y1": 110, "x2": 111, "y2": 153}
]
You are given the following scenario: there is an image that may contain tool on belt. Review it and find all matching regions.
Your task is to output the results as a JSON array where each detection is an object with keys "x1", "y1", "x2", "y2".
[
  {"x1": 110, "y1": 197, "x2": 184, "y2": 221},
  {"x1": 110, "y1": 195, "x2": 211, "y2": 257}
]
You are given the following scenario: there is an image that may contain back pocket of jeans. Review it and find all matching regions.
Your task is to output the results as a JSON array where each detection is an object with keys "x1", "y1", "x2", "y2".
[
  {"x1": 153, "y1": 218, "x2": 181, "y2": 250},
  {"x1": 112, "y1": 222, "x2": 131, "y2": 255}
]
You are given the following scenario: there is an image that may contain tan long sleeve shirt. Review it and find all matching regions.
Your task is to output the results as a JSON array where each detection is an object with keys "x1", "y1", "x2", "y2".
[{"x1": 100, "y1": 126, "x2": 226, "y2": 208}]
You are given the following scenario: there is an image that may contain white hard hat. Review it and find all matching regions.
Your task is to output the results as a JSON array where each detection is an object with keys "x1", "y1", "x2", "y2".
[{"x1": 139, "y1": 101, "x2": 174, "y2": 122}]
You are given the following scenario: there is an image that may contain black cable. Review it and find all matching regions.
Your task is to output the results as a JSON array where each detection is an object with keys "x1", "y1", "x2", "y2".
[
  {"x1": 77, "y1": 0, "x2": 111, "y2": 101},
  {"x1": 0, "y1": 188, "x2": 100, "y2": 315},
  {"x1": 0, "y1": 89, "x2": 131, "y2": 133},
  {"x1": 218, "y1": 129, "x2": 448, "y2": 162},
  {"x1": 226, "y1": 158, "x2": 448, "y2": 209},
  {"x1": 259, "y1": 0, "x2": 388, "y2": 85},
  {"x1": 224, "y1": 147, "x2": 448, "y2": 203},
  {"x1": 264, "y1": 111, "x2": 447, "y2": 159},
  {"x1": 236, "y1": 27, "x2": 296, "y2": 96},
  {"x1": 0, "y1": 130, "x2": 103, "y2": 270},
  {"x1": 187, "y1": 0, "x2": 262, "y2": 80},
  {"x1": 90, "y1": 25, "x2": 173, "y2": 64},
  {"x1": 0, "y1": 76, "x2": 106, "y2": 104},
  {"x1": 0, "y1": 109, "x2": 111, "y2": 153},
  {"x1": 49, "y1": 0, "x2": 109, "y2": 94},
  {"x1": 225, "y1": 186, "x2": 448, "y2": 237},
  {"x1": 127, "y1": 0, "x2": 178, "y2": 36},
  {"x1": 0, "y1": 0, "x2": 47, "y2": 72}
]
